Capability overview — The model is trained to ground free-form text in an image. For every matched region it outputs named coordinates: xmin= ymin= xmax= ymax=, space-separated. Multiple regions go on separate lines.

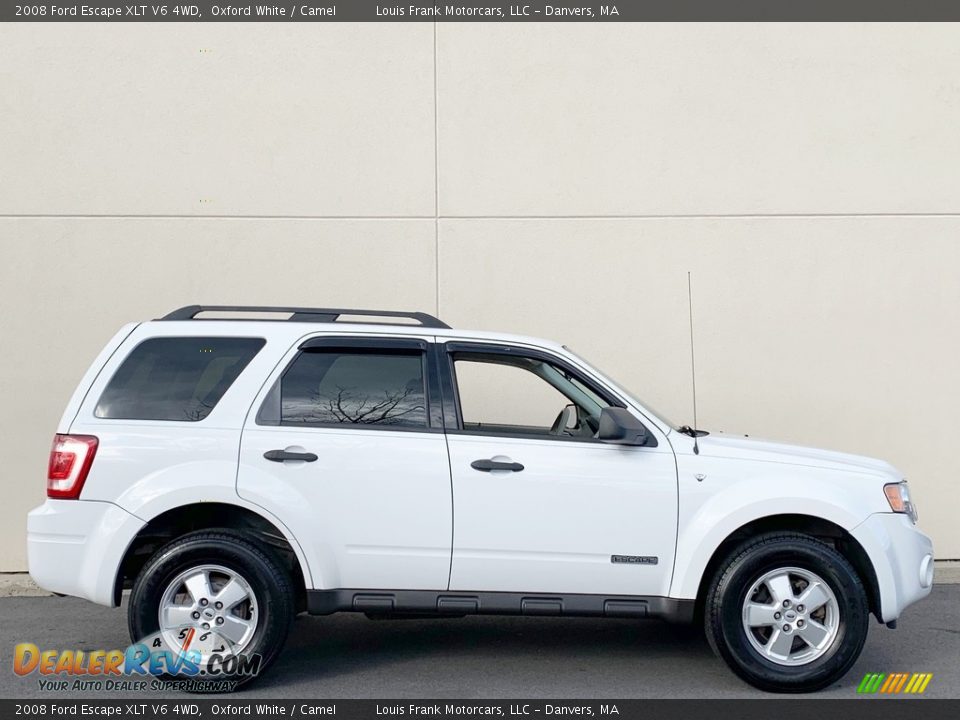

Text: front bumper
xmin=27 ymin=499 xmax=145 ymax=607
xmin=851 ymin=512 xmax=934 ymax=623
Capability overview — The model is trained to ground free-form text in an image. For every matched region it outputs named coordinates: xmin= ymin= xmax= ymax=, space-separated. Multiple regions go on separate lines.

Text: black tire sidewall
xmin=128 ymin=531 xmax=293 ymax=688
xmin=709 ymin=535 xmax=869 ymax=693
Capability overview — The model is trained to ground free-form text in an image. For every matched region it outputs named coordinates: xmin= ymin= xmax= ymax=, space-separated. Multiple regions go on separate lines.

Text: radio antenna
xmin=687 ymin=271 xmax=700 ymax=455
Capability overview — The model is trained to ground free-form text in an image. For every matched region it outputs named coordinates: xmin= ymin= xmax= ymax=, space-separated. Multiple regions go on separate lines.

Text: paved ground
xmin=1 ymin=586 xmax=957 ymax=699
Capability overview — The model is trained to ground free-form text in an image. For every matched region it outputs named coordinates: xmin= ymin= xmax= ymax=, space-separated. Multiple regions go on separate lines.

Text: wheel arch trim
xmin=671 ymin=506 xmax=883 ymax=619
xmin=113 ymin=495 xmax=314 ymax=606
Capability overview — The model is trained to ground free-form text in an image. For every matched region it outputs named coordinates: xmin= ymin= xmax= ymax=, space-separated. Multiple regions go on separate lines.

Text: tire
xmin=128 ymin=529 xmax=294 ymax=692
xmin=704 ymin=532 xmax=869 ymax=693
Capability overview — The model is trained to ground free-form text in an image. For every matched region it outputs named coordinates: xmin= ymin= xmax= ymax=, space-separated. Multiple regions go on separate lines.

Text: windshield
xmin=562 ymin=345 xmax=681 ymax=430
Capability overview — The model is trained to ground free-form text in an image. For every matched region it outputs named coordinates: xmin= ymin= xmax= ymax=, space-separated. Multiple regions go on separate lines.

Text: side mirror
xmin=597 ymin=407 xmax=654 ymax=446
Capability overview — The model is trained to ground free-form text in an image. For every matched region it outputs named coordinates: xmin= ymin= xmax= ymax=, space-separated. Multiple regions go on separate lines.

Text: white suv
xmin=28 ymin=306 xmax=934 ymax=692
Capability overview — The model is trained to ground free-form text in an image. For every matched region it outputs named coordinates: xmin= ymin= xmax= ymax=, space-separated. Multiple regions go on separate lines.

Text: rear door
xmin=237 ymin=335 xmax=452 ymax=591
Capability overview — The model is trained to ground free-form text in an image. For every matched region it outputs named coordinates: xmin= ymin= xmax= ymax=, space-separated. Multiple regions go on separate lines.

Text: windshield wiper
xmin=678 ymin=425 xmax=709 ymax=438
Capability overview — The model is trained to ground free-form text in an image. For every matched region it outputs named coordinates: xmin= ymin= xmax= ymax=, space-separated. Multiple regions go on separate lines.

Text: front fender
xmin=668 ymin=463 xmax=889 ymax=600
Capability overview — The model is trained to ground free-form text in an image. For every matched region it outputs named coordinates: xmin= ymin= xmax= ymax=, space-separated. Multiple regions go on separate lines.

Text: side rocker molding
xmin=307 ymin=589 xmax=695 ymax=622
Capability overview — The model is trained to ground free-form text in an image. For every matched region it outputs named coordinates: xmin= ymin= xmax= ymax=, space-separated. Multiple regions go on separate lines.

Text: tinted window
xmin=96 ymin=337 xmax=264 ymax=421
xmin=280 ymin=350 xmax=427 ymax=428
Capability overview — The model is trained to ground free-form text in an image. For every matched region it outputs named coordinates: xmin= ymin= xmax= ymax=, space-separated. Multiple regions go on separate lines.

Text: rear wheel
xmin=128 ymin=529 xmax=294 ymax=691
xmin=705 ymin=532 xmax=869 ymax=693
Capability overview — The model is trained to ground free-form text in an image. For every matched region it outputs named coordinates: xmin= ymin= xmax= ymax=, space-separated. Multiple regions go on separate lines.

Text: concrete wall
xmin=2 ymin=23 xmax=959 ymax=569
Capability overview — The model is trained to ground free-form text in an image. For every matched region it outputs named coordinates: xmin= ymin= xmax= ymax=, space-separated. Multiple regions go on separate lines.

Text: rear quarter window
xmin=95 ymin=337 xmax=265 ymax=422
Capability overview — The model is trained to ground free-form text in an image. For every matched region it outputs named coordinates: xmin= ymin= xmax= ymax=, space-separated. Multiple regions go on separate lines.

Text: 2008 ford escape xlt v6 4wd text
xmin=28 ymin=306 xmax=934 ymax=692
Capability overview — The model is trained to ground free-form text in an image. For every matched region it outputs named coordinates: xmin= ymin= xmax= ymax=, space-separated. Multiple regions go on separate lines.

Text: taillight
xmin=47 ymin=434 xmax=98 ymax=499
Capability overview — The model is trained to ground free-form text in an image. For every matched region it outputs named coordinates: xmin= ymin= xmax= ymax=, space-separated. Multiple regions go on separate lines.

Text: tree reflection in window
xmin=281 ymin=351 xmax=427 ymax=428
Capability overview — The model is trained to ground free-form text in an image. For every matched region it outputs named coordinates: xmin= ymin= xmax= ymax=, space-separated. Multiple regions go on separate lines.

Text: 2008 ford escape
xmin=28 ymin=306 xmax=934 ymax=692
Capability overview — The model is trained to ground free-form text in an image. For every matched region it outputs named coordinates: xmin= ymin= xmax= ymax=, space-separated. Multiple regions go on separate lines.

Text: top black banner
xmin=4 ymin=0 xmax=960 ymax=22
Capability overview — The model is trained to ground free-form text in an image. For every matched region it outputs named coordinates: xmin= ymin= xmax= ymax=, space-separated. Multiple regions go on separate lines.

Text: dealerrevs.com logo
xmin=12 ymin=631 xmax=262 ymax=693
xmin=857 ymin=672 xmax=934 ymax=695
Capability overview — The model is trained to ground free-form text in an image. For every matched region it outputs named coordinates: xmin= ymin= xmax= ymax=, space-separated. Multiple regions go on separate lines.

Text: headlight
xmin=884 ymin=481 xmax=918 ymax=523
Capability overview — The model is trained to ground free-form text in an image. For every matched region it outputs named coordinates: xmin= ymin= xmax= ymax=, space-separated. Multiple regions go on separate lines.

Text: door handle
xmin=264 ymin=449 xmax=318 ymax=463
xmin=471 ymin=458 xmax=524 ymax=472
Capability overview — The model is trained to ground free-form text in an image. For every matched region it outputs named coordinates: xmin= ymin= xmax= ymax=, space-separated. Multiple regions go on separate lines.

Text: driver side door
xmin=442 ymin=342 xmax=678 ymax=597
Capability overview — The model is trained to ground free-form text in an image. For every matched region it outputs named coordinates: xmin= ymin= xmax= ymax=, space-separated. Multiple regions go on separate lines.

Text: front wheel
xmin=705 ymin=532 xmax=869 ymax=693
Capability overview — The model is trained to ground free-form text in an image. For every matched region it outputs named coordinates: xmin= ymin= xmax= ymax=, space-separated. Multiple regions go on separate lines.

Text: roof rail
xmin=158 ymin=305 xmax=451 ymax=329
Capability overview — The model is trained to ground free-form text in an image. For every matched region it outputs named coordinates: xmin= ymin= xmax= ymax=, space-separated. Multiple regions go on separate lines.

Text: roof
xmin=150 ymin=305 xmax=567 ymax=352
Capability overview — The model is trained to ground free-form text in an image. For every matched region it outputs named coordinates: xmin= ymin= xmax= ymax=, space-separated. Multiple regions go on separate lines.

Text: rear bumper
xmin=851 ymin=512 xmax=934 ymax=623
xmin=27 ymin=499 xmax=145 ymax=607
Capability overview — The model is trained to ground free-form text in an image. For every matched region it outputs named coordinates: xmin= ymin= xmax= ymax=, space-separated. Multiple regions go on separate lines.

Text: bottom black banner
xmin=1 ymin=700 xmax=957 ymax=720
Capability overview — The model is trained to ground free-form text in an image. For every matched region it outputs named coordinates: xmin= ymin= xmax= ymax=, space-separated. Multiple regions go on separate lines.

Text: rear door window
xmin=95 ymin=337 xmax=265 ymax=421
xmin=272 ymin=349 xmax=428 ymax=429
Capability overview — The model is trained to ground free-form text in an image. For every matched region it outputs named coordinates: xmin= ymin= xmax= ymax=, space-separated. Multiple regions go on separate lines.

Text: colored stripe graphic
xmin=857 ymin=673 xmax=884 ymax=693
xmin=857 ymin=672 xmax=933 ymax=694
xmin=907 ymin=673 xmax=932 ymax=694
xmin=894 ymin=673 xmax=909 ymax=693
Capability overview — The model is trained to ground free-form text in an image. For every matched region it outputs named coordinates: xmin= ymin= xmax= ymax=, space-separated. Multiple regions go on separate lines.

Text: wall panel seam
xmin=433 ymin=21 xmax=441 ymax=317
xmin=4 ymin=213 xmax=960 ymax=220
